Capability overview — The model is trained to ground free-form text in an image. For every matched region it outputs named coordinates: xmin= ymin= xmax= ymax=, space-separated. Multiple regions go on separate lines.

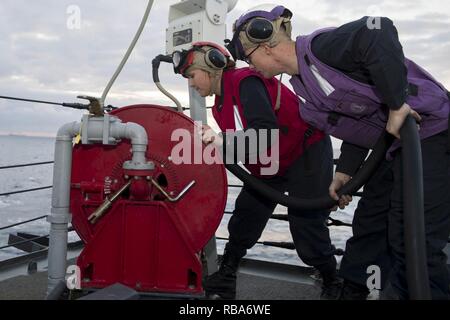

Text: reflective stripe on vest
xmin=290 ymin=29 xmax=450 ymax=154
xmin=212 ymin=67 xmax=324 ymax=177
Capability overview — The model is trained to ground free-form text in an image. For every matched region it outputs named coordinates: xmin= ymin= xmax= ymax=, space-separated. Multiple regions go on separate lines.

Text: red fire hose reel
xmin=69 ymin=105 xmax=227 ymax=296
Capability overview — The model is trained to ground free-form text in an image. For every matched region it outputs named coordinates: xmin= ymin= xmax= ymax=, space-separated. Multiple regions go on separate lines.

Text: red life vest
xmin=212 ymin=67 xmax=324 ymax=177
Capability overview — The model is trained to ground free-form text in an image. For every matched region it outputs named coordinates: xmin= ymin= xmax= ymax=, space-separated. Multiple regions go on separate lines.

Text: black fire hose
xmin=152 ymin=54 xmax=173 ymax=83
xmin=152 ymin=54 xmax=430 ymax=299
xmin=152 ymin=55 xmax=184 ymax=112
xmin=400 ymin=116 xmax=430 ymax=300
xmin=226 ymin=117 xmax=430 ymax=299
xmin=150 ymin=53 xmax=393 ymax=210
xmin=151 ymin=53 xmax=395 ymax=209
xmin=224 ymin=131 xmax=394 ymax=210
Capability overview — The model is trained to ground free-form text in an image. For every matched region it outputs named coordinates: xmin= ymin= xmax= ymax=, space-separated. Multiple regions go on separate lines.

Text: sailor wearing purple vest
xmin=171 ymin=42 xmax=339 ymax=299
xmin=228 ymin=5 xmax=450 ymax=299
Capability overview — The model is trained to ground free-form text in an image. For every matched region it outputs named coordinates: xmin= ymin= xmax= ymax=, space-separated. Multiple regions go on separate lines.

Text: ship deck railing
xmin=0 ymin=159 xmax=355 ymax=271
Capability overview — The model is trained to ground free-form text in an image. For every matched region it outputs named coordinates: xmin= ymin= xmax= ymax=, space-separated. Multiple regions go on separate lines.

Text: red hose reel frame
xmin=69 ymin=105 xmax=227 ymax=295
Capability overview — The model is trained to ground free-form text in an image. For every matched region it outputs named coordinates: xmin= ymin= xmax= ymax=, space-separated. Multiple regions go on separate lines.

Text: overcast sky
xmin=0 ymin=0 xmax=449 ymax=137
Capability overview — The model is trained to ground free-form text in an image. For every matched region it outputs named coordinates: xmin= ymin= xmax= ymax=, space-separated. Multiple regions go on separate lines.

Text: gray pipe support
xmin=47 ymin=121 xmax=80 ymax=296
xmin=110 ymin=122 xmax=151 ymax=168
xmin=47 ymin=117 xmax=152 ymax=297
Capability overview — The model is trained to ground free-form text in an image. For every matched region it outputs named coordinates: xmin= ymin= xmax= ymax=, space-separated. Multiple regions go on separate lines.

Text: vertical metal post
xmin=166 ymin=0 xmax=240 ymax=276
xmin=188 ymin=85 xmax=218 ymax=275
xmin=204 ymin=236 xmax=219 ymax=275
xmin=47 ymin=122 xmax=80 ymax=296
xmin=188 ymin=86 xmax=207 ymax=124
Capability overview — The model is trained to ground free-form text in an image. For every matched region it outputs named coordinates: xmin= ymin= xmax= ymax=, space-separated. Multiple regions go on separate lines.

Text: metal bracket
xmin=88 ymin=180 xmax=132 ymax=224
xmin=77 ymin=95 xmax=104 ymax=116
xmin=81 ymin=114 xmax=121 ymax=145
xmin=150 ymin=178 xmax=195 ymax=202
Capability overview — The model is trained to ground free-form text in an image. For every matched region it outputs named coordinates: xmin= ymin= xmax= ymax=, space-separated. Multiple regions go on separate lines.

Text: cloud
xmin=0 ymin=0 xmax=449 ymax=137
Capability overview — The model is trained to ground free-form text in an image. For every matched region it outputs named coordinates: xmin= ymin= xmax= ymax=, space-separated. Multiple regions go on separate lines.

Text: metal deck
xmin=0 ymin=252 xmax=320 ymax=300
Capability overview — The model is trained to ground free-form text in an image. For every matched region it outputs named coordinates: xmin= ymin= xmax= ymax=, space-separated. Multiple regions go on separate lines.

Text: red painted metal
xmin=70 ymin=105 xmax=227 ymax=295
xmin=129 ymin=178 xmax=151 ymax=201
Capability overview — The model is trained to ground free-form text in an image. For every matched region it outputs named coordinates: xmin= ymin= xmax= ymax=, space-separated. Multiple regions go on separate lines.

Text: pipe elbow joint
xmin=56 ymin=121 xmax=80 ymax=140
xmin=124 ymin=122 xmax=148 ymax=147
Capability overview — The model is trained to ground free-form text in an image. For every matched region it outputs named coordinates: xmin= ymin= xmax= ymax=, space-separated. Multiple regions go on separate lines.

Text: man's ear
xmin=262 ymin=44 xmax=273 ymax=56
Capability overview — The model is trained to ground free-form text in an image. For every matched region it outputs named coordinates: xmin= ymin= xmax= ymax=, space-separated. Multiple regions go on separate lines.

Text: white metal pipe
xmin=110 ymin=121 xmax=148 ymax=165
xmin=47 ymin=121 xmax=80 ymax=295
xmin=47 ymin=117 xmax=150 ymax=297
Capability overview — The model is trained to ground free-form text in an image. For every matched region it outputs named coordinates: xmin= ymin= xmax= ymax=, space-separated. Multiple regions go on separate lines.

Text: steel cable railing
xmin=0 ymin=159 xmax=352 ymax=256
xmin=0 ymin=186 xmax=52 ymax=197
xmin=0 ymin=161 xmax=53 ymax=170
xmin=223 ymin=210 xmax=350 ymax=228
xmin=0 ymin=215 xmax=47 ymax=231
xmin=0 ymin=227 xmax=76 ymax=251
xmin=0 ymin=233 xmax=50 ymax=251
xmin=0 ymin=161 xmax=54 ymax=255
xmin=215 ymin=236 xmax=345 ymax=256
xmin=227 ymin=183 xmax=364 ymax=198
xmin=0 ymin=161 xmax=54 ymax=196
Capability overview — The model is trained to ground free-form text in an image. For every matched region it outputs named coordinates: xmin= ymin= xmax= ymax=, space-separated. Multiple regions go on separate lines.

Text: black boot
xmin=339 ymin=280 xmax=370 ymax=300
xmin=315 ymin=262 xmax=342 ymax=300
xmin=203 ymin=248 xmax=241 ymax=299
xmin=320 ymin=276 xmax=343 ymax=300
xmin=318 ymin=267 xmax=342 ymax=300
xmin=379 ymin=281 xmax=401 ymax=300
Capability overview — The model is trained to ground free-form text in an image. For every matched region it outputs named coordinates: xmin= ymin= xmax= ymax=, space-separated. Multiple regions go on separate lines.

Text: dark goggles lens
xmin=172 ymin=51 xmax=183 ymax=68
xmin=207 ymin=49 xmax=226 ymax=69
xmin=247 ymin=18 xmax=274 ymax=42
xmin=172 ymin=50 xmax=189 ymax=75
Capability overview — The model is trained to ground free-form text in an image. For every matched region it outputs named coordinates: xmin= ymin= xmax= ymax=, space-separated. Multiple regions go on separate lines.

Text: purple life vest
xmin=289 ymin=28 xmax=450 ymax=154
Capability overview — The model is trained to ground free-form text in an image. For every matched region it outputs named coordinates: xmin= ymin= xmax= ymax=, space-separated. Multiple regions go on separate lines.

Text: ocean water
xmin=0 ymin=135 xmax=56 ymax=259
xmin=0 ymin=135 xmax=356 ymax=266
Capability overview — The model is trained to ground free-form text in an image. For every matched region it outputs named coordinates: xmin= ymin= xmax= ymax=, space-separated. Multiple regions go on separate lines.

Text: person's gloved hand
xmin=329 ymin=172 xmax=353 ymax=211
xmin=200 ymin=124 xmax=223 ymax=147
xmin=386 ymin=103 xmax=421 ymax=139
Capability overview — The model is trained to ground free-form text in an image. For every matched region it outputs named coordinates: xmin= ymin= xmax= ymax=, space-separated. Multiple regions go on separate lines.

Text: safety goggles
xmin=234 ymin=5 xmax=289 ymax=30
xmin=172 ymin=42 xmax=229 ymax=77
xmin=225 ymin=5 xmax=292 ymax=62
xmin=172 ymin=50 xmax=190 ymax=76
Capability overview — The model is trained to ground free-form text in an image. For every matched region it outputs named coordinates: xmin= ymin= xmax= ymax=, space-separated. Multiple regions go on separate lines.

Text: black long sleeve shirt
xmin=220 ymin=76 xmax=278 ymax=163
xmin=311 ymin=16 xmax=408 ymax=175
